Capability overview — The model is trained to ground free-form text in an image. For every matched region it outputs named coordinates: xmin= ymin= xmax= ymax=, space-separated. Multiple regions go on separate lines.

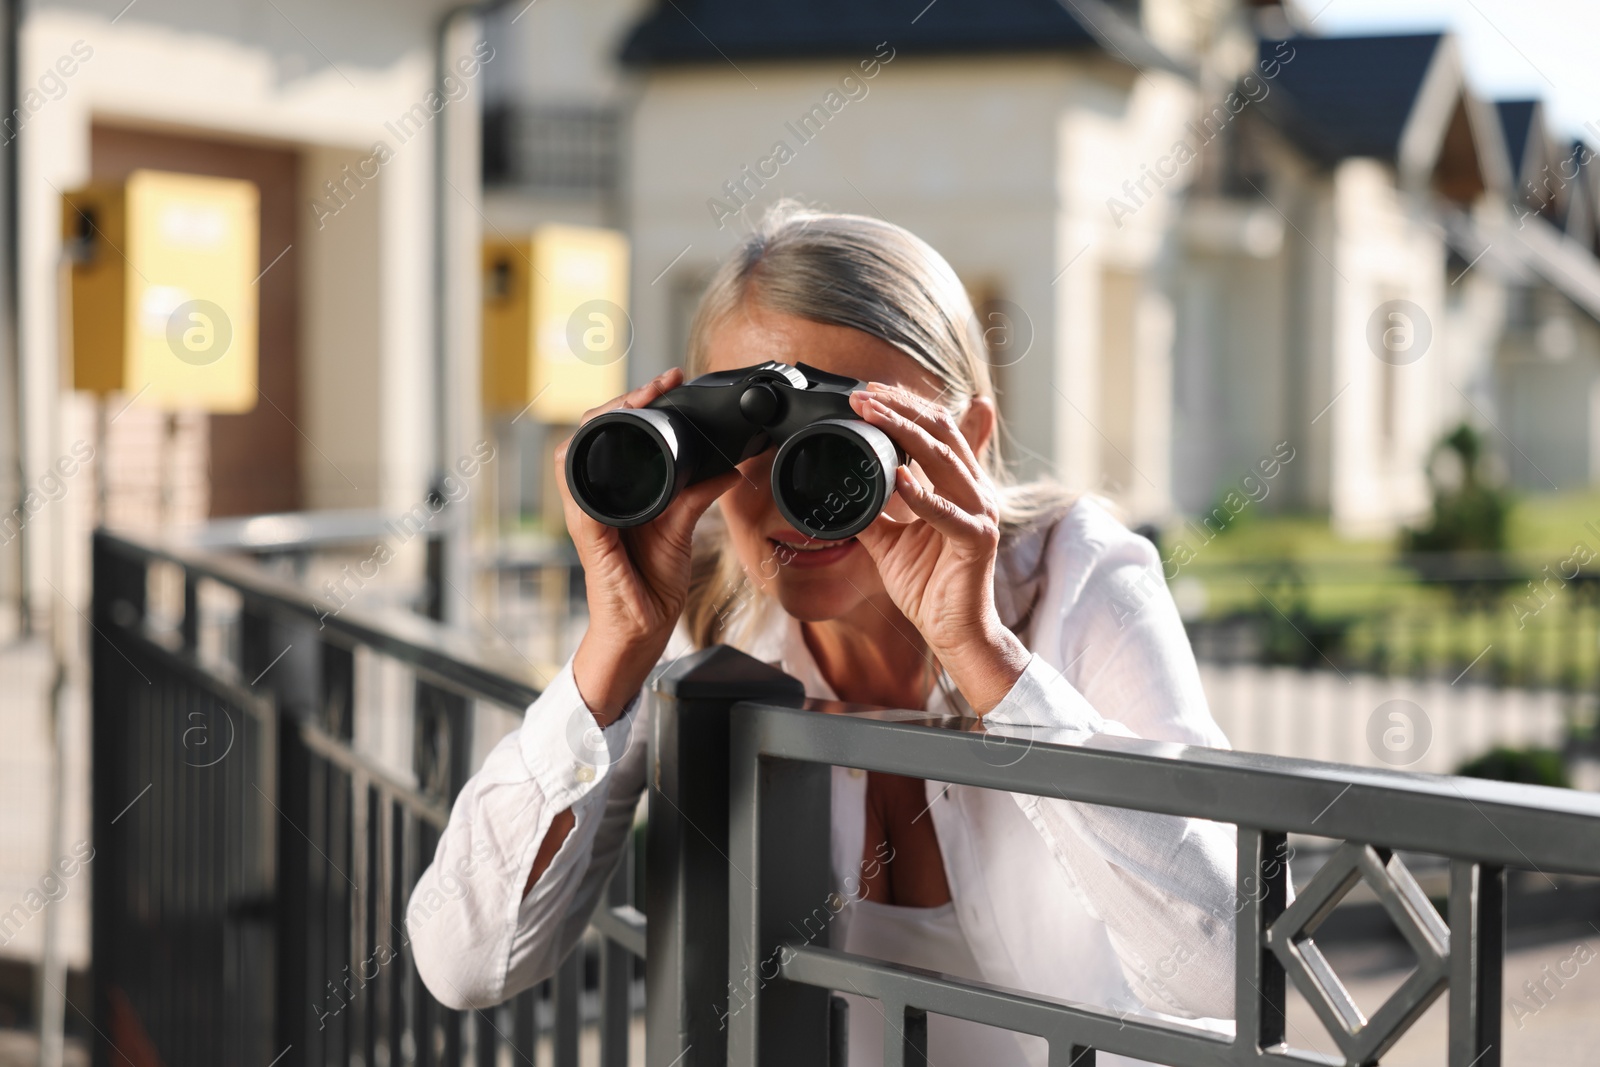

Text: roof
xmin=1256 ymin=34 xmax=1445 ymax=165
xmin=619 ymin=0 xmax=1098 ymax=66
xmin=1495 ymin=99 xmax=1540 ymax=174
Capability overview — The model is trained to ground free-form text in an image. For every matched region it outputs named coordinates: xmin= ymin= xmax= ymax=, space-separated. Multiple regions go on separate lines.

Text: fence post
xmin=728 ymin=705 xmax=833 ymax=1067
xmin=91 ymin=533 xmax=146 ymax=1067
xmin=646 ymin=645 xmax=805 ymax=1067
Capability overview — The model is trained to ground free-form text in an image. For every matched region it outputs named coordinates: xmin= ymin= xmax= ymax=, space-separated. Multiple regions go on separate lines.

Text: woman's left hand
xmin=847 ymin=382 xmax=1032 ymax=715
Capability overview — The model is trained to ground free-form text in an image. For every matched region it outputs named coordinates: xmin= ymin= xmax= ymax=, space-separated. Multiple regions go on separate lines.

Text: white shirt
xmin=840 ymin=898 xmax=1048 ymax=1065
xmin=406 ymin=497 xmax=1238 ymax=1060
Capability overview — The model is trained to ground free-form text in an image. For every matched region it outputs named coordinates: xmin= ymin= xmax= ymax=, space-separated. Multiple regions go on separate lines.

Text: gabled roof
xmin=1257 ymin=34 xmax=1446 ymax=165
xmin=618 ymin=0 xmax=1098 ymax=66
xmin=1254 ymin=32 xmax=1510 ymax=202
xmin=1563 ymin=139 xmax=1599 ymax=254
xmin=1495 ymin=99 xmax=1540 ymax=174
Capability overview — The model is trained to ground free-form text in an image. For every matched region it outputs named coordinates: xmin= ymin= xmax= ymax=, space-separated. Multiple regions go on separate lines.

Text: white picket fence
xmin=1198 ymin=662 xmax=1577 ymax=776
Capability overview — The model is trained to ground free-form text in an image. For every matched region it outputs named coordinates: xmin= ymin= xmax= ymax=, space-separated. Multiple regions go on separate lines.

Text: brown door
xmin=91 ymin=123 xmax=301 ymax=517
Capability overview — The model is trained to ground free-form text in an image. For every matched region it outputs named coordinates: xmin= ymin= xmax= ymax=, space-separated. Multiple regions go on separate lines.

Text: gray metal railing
xmin=647 ymin=647 xmax=1600 ymax=1067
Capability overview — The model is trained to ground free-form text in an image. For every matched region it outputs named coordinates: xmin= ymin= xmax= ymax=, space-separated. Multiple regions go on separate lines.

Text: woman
xmin=407 ymin=204 xmax=1237 ymax=1066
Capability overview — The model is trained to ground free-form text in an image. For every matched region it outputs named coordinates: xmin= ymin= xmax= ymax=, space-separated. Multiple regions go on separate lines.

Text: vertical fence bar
xmin=553 ymin=948 xmax=581 ymax=1065
xmin=1448 ymin=860 xmax=1505 ymax=1067
xmin=829 ymin=995 xmax=849 ymax=1067
xmin=1233 ymin=827 xmax=1288 ymax=1054
xmin=181 ymin=568 xmax=199 ymax=651
xmin=473 ymin=1005 xmax=501 ymax=1067
xmin=884 ymin=1005 xmax=927 ymax=1067
xmin=649 ymin=647 xmax=806 ymax=1067
xmin=512 ymin=988 xmax=536 ymax=1067
xmin=281 ymin=710 xmax=322 ymax=1063
xmin=1048 ymin=1044 xmax=1096 ymax=1067
xmin=371 ymin=788 xmax=390 ymax=1065
xmin=349 ymin=771 xmax=371 ymax=1067
xmin=388 ymin=800 xmax=410 ymax=1067
xmin=600 ymin=850 xmax=633 ymax=1067
xmin=727 ymin=686 xmax=830 ymax=1067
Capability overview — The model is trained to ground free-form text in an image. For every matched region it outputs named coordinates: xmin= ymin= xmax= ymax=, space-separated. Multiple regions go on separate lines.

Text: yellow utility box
xmin=482 ymin=225 xmax=630 ymax=422
xmin=64 ymin=170 xmax=260 ymax=413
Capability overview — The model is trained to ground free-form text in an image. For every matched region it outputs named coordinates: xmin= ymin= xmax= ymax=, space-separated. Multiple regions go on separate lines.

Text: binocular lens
xmin=566 ymin=401 xmax=898 ymax=539
xmin=773 ymin=420 xmax=899 ymax=540
xmin=568 ymin=413 xmax=677 ymax=525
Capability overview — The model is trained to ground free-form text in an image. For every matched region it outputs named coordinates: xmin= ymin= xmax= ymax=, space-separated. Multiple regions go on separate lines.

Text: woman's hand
xmin=847 ymin=383 xmax=1031 ymax=715
xmin=558 ymin=368 xmax=741 ymax=724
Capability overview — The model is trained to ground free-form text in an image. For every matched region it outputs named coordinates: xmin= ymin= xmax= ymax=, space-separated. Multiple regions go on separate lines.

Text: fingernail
xmin=865 ymin=380 xmax=888 ymax=391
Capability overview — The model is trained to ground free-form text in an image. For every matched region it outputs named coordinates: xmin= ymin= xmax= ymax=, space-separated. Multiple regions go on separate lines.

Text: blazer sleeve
xmin=982 ymin=523 xmax=1239 ymax=1022
xmin=405 ymin=627 xmax=689 ymax=1009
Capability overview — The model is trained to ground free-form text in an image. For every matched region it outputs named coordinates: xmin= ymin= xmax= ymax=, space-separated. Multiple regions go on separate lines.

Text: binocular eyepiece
xmin=565 ymin=361 xmax=904 ymax=540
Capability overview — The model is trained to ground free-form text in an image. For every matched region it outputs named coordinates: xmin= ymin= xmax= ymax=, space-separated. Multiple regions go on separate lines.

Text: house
xmin=485 ymin=0 xmax=1600 ymax=540
xmin=1488 ymin=101 xmax=1600 ymax=490
xmin=0 ymin=0 xmax=497 ymax=1030
xmin=1173 ymin=29 xmax=1518 ymax=535
xmin=484 ymin=0 xmax=1264 ymax=524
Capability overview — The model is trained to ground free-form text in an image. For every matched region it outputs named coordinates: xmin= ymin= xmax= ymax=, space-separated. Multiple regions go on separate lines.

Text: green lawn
xmin=1166 ymin=493 xmax=1600 ymax=691
xmin=1169 ymin=490 xmax=1600 ymax=564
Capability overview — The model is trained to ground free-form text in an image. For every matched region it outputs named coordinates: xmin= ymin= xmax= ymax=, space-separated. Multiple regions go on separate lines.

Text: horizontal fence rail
xmin=89 ymin=530 xmax=641 ymax=1067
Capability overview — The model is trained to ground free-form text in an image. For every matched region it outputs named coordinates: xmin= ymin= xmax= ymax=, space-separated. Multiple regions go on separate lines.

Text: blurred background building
xmin=3 ymin=0 xmax=1600 ymax=1061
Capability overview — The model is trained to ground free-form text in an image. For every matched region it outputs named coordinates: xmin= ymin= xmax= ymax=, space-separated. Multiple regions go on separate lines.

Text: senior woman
xmin=406 ymin=203 xmax=1237 ymax=1066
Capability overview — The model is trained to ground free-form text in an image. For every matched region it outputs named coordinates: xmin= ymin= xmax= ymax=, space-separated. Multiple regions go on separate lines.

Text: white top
xmin=405 ymin=497 xmax=1239 ymax=1059
xmin=840 ymin=897 xmax=1047 ymax=1066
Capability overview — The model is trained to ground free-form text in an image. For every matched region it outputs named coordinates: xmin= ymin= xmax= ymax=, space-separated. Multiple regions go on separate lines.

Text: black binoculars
xmin=564 ymin=361 xmax=905 ymax=540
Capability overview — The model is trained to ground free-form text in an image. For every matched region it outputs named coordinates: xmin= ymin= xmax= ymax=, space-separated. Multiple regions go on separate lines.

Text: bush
xmin=1402 ymin=423 xmax=1511 ymax=555
xmin=1455 ymin=746 xmax=1570 ymax=788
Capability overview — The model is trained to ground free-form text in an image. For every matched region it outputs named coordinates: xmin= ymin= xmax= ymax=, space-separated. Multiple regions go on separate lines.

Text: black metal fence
xmin=1185 ymin=556 xmax=1600 ymax=691
xmin=91 ymin=530 xmax=1600 ymax=1066
xmin=90 ymin=530 xmax=639 ymax=1067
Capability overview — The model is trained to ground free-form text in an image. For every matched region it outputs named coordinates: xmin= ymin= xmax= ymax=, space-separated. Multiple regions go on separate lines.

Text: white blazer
xmin=406 ymin=498 xmax=1238 ymax=1061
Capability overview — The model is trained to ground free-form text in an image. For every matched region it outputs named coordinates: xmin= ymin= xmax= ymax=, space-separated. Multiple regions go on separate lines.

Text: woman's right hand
xmin=557 ymin=367 xmax=742 ymax=725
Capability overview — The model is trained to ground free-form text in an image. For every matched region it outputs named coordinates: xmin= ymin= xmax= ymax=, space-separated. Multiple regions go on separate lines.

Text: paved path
xmin=1286 ymin=935 xmax=1600 ymax=1064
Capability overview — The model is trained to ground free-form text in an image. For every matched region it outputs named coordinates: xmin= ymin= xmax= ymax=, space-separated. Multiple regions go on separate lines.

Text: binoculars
xmin=565 ymin=361 xmax=905 ymax=540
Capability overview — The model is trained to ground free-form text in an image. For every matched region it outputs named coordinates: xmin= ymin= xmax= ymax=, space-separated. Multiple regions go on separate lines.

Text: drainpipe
xmin=2 ymin=0 xmax=23 ymax=639
xmin=430 ymin=0 xmax=511 ymax=624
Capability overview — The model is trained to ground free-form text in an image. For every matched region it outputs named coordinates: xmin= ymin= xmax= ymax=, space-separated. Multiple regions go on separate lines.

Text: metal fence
xmin=91 ymin=530 xmax=1600 ymax=1066
xmin=1183 ymin=556 xmax=1600 ymax=693
xmin=650 ymin=654 xmax=1600 ymax=1067
xmin=90 ymin=530 xmax=640 ymax=1067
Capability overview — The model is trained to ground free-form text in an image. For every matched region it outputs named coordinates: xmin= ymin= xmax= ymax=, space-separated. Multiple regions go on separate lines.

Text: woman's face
xmin=701 ymin=300 xmax=960 ymax=625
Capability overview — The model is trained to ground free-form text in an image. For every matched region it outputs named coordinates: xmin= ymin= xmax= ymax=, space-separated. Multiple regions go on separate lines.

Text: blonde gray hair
xmin=683 ymin=201 xmax=1076 ymax=651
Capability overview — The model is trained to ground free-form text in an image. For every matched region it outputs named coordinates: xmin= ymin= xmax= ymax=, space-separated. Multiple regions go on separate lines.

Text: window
xmin=483 ymin=103 xmax=620 ymax=195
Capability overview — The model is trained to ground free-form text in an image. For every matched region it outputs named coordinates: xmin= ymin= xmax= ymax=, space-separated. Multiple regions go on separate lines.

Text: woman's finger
xmin=852 ymin=504 xmax=908 ymax=563
xmin=888 ymin=465 xmax=991 ymax=546
xmin=850 ymin=392 xmax=985 ymax=513
xmin=556 ymin=474 xmax=624 ymax=573
xmin=862 ymin=382 xmax=982 ymax=476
